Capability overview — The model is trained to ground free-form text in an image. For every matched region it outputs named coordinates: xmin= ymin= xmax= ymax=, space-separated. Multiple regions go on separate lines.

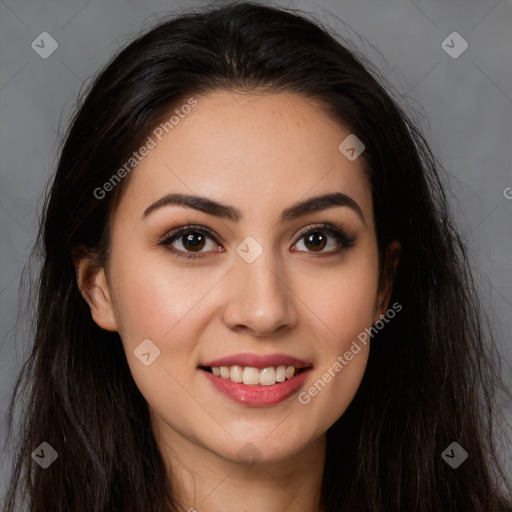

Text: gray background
xmin=1 ymin=0 xmax=511 ymax=497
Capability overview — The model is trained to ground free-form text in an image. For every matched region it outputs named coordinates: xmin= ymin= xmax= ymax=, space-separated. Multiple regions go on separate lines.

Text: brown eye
xmin=160 ymin=225 xmax=221 ymax=259
xmin=180 ymin=232 xmax=207 ymax=252
xmin=303 ymin=231 xmax=328 ymax=252
xmin=292 ymin=223 xmax=356 ymax=256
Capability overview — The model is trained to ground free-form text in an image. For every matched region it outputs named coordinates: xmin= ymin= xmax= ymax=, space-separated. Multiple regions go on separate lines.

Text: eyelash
xmin=159 ymin=222 xmax=356 ymax=260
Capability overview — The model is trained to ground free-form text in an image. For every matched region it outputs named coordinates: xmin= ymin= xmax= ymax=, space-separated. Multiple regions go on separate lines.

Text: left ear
xmin=375 ymin=240 xmax=400 ymax=322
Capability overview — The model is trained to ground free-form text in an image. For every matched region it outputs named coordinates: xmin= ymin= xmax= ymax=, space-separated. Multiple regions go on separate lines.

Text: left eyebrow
xmin=281 ymin=192 xmax=366 ymax=225
xmin=141 ymin=191 xmax=366 ymax=226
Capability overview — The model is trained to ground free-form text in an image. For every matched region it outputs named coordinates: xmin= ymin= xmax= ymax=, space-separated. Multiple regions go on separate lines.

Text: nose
xmin=222 ymin=249 xmax=298 ymax=337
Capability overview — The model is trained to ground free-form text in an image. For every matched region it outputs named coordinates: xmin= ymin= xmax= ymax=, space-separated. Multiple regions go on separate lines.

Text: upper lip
xmin=200 ymin=352 xmax=313 ymax=369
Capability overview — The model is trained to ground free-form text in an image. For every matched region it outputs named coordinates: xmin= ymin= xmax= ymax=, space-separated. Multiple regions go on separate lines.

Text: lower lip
xmin=202 ymin=368 xmax=311 ymax=406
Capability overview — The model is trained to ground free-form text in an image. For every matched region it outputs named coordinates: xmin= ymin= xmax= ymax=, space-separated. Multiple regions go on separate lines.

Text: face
xmin=80 ymin=90 xmax=397 ymax=466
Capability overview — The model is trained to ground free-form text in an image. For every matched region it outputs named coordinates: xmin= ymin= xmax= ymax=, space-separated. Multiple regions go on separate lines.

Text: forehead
xmin=116 ymin=90 xmax=373 ymax=225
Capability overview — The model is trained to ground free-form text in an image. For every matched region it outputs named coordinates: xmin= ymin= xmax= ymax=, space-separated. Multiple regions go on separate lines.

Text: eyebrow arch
xmin=142 ymin=191 xmax=366 ymax=225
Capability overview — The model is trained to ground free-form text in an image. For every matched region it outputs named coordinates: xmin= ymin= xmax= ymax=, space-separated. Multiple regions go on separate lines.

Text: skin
xmin=75 ymin=90 xmax=399 ymax=512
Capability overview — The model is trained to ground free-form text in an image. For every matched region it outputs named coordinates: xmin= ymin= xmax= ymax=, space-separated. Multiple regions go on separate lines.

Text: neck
xmin=153 ymin=422 xmax=326 ymax=512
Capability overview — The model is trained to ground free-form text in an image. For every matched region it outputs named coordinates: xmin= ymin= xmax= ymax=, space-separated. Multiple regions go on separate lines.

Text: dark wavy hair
xmin=3 ymin=2 xmax=511 ymax=511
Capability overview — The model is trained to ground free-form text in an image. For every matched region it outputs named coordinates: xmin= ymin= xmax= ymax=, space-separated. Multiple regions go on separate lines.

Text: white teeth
xmin=276 ymin=365 xmax=286 ymax=382
xmin=208 ymin=365 xmax=300 ymax=385
xmin=242 ymin=367 xmax=260 ymax=385
xmin=230 ymin=365 xmax=243 ymax=383
xmin=259 ymin=367 xmax=276 ymax=386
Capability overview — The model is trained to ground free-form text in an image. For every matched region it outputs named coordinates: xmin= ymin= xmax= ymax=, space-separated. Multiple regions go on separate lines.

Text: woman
xmin=3 ymin=2 xmax=511 ymax=511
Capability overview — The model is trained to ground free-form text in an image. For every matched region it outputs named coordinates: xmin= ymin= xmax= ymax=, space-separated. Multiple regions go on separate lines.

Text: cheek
xmin=109 ymin=244 xmax=219 ymax=340
xmin=292 ymin=253 xmax=379 ymax=425
xmin=299 ymin=252 xmax=380 ymax=351
xmin=109 ymin=254 xmax=211 ymax=424
xmin=107 ymin=247 xmax=217 ymax=393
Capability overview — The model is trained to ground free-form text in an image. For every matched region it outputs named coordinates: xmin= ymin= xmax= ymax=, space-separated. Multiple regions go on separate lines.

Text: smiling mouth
xmin=199 ymin=365 xmax=309 ymax=386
